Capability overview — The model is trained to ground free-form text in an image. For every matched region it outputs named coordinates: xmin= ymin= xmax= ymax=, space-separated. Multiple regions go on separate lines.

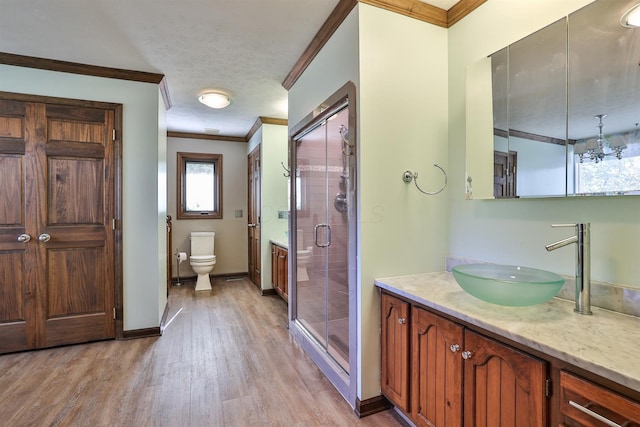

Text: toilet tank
xmin=190 ymin=231 xmax=215 ymax=256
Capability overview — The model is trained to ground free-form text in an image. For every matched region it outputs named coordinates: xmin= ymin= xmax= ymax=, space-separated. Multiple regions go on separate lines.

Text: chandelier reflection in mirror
xmin=574 ymin=114 xmax=628 ymax=163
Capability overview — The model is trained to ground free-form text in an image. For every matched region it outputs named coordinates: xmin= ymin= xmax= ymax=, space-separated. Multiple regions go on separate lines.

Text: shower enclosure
xmin=289 ymin=84 xmax=356 ymax=403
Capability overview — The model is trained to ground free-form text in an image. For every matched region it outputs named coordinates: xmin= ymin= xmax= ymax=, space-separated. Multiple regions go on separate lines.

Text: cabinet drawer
xmin=560 ymin=371 xmax=640 ymax=427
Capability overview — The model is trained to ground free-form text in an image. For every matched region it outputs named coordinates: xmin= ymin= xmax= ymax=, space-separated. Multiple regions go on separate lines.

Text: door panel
xmin=464 ymin=330 xmax=546 ymax=427
xmin=0 ymin=98 xmax=116 ymax=353
xmin=0 ymin=100 xmax=35 ymax=352
xmin=40 ymin=104 xmax=115 ymax=346
xmin=412 ymin=307 xmax=464 ymax=427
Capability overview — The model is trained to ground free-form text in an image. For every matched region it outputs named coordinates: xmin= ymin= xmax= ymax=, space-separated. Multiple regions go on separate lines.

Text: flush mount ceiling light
xmin=620 ymin=3 xmax=640 ymax=27
xmin=198 ymin=91 xmax=231 ymax=109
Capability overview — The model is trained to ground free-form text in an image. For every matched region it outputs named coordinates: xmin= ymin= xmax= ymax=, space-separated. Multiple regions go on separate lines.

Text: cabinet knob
xmin=450 ymin=344 xmax=460 ymax=353
xmin=38 ymin=233 xmax=51 ymax=243
xmin=398 ymin=318 xmax=406 ymax=325
xmin=461 ymin=350 xmax=473 ymax=360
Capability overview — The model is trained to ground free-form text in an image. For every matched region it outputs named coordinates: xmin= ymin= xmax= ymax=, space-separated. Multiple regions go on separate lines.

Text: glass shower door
xmin=294 ymin=104 xmax=351 ymax=373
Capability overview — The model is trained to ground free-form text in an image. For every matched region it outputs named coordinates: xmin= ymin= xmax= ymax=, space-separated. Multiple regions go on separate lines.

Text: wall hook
xmin=281 ymin=162 xmax=291 ymax=177
xmin=403 ymin=164 xmax=447 ymax=195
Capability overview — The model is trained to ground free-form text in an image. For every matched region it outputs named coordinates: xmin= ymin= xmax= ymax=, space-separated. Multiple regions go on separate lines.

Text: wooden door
xmin=463 ymin=330 xmax=546 ymax=427
xmin=381 ymin=293 xmax=411 ymax=413
xmin=247 ymin=146 xmax=261 ymax=288
xmin=412 ymin=306 xmax=464 ymax=427
xmin=0 ymin=98 xmax=116 ymax=353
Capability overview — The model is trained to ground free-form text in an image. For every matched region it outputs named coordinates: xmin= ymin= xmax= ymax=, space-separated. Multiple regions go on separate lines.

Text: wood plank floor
xmin=0 ymin=277 xmax=406 ymax=426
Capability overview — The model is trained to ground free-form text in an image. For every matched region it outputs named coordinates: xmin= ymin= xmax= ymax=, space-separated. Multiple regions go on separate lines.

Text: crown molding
xmin=0 ymin=52 xmax=165 ymax=84
xmin=167 ymin=131 xmax=247 ymax=143
xmin=282 ymin=0 xmax=487 ymax=90
xmin=246 ymin=116 xmax=289 ymax=141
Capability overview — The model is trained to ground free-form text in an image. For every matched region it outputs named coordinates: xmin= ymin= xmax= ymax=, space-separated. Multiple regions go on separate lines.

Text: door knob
xmin=462 ymin=350 xmax=473 ymax=360
xmin=38 ymin=233 xmax=51 ymax=243
xmin=450 ymin=344 xmax=460 ymax=353
xmin=17 ymin=234 xmax=31 ymax=243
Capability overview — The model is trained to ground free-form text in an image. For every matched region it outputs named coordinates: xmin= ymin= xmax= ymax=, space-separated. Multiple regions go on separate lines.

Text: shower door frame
xmin=288 ymin=81 xmax=358 ymax=406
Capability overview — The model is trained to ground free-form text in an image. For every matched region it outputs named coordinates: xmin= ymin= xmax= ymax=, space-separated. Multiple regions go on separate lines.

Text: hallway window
xmin=177 ymin=152 xmax=223 ymax=219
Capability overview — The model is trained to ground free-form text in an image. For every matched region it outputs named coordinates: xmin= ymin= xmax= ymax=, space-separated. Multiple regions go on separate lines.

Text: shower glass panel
xmin=295 ymin=104 xmax=351 ymax=373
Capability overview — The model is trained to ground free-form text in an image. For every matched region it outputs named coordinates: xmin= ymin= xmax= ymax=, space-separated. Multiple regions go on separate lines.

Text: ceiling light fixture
xmin=620 ymin=3 xmax=640 ymax=27
xmin=198 ymin=91 xmax=231 ymax=109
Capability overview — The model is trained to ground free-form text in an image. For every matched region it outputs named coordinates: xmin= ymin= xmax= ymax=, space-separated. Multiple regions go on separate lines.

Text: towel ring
xmin=402 ymin=164 xmax=447 ymax=195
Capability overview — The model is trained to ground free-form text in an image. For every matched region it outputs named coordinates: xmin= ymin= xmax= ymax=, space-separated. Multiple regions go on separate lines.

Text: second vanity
xmin=375 ymin=271 xmax=640 ymax=426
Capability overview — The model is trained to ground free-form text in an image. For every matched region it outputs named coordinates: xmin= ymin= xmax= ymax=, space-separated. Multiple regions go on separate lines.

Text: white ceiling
xmin=0 ymin=0 xmax=456 ymax=137
xmin=0 ymin=0 xmax=462 ymax=138
xmin=0 ymin=0 xmax=342 ymax=137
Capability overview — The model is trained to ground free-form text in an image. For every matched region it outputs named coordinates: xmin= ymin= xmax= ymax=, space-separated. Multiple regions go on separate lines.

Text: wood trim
xmin=122 ymin=327 xmax=162 ymax=340
xmin=495 ymin=128 xmax=576 ymax=146
xmin=447 ymin=0 xmax=487 ymax=27
xmin=246 ymin=117 xmax=264 ymax=142
xmin=282 ymin=0 xmax=358 ymax=90
xmin=360 ymin=0 xmax=447 ymax=27
xmin=260 ymin=117 xmax=288 ymax=126
xmin=283 ymin=0 xmax=484 ymax=91
xmin=114 ymin=105 xmax=124 ymax=340
xmin=0 ymin=52 xmax=164 ymax=84
xmin=159 ymin=76 xmax=173 ymax=110
xmin=246 ymin=116 xmax=289 ymax=141
xmin=354 ymin=395 xmax=393 ymax=418
xmin=167 ymin=131 xmax=247 ymax=143
xmin=261 ymin=288 xmax=278 ymax=296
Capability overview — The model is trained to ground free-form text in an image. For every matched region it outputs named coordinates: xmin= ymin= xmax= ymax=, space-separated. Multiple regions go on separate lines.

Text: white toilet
xmin=190 ymin=231 xmax=216 ymax=291
xmin=297 ymin=229 xmax=312 ymax=281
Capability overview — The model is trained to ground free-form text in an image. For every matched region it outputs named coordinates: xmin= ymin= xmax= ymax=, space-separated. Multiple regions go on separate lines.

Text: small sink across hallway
xmin=452 ymin=264 xmax=565 ymax=307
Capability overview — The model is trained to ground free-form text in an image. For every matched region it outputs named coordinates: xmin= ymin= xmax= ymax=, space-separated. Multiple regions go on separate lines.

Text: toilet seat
xmin=191 ymin=255 xmax=216 ymax=264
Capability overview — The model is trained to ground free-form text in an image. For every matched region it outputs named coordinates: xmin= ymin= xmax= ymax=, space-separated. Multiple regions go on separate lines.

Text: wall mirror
xmin=466 ymin=0 xmax=640 ymax=199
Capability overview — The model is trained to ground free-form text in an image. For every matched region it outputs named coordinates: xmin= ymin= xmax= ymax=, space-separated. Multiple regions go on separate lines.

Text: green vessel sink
xmin=451 ymin=264 xmax=565 ymax=307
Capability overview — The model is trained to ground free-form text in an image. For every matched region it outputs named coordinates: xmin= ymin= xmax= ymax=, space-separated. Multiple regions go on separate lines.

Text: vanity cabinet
xmin=382 ymin=291 xmax=547 ymax=427
xmin=271 ymin=244 xmax=288 ymax=302
xmin=559 ymin=371 xmax=640 ymax=427
xmin=381 ymin=293 xmax=410 ymax=412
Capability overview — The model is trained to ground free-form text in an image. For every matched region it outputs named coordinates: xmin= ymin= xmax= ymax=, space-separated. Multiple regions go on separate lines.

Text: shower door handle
xmin=314 ymin=223 xmax=331 ymax=248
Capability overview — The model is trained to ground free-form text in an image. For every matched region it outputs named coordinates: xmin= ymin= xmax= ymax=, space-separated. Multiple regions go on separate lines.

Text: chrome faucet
xmin=545 ymin=223 xmax=592 ymax=315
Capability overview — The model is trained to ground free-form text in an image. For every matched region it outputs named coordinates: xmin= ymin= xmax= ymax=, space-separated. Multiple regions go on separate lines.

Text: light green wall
xmin=0 ymin=64 xmax=165 ymax=330
xmin=158 ymin=90 xmax=168 ymax=323
xmin=258 ymin=124 xmax=289 ymax=290
xmin=448 ymin=0 xmax=640 ymax=288
xmin=289 ymin=4 xmax=450 ymax=401
xmin=358 ymin=4 xmax=449 ymax=399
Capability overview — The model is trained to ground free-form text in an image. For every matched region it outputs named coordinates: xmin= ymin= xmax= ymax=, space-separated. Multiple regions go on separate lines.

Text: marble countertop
xmin=270 ymin=238 xmax=288 ymax=249
xmin=375 ymin=272 xmax=640 ymax=393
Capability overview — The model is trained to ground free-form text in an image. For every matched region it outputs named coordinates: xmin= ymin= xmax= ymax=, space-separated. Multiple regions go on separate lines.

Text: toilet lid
xmin=191 ymin=255 xmax=216 ymax=262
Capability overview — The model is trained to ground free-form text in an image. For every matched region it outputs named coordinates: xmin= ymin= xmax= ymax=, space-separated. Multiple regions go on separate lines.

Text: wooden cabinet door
xmin=271 ymin=244 xmax=278 ymax=293
xmin=0 ymin=99 xmax=116 ymax=353
xmin=412 ymin=306 xmax=464 ymax=427
xmin=279 ymin=247 xmax=288 ymax=301
xmin=381 ymin=292 xmax=411 ymax=413
xmin=463 ymin=330 xmax=546 ymax=427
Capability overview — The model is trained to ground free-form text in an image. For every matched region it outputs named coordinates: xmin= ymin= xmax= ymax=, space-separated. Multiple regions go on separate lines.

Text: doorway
xmin=289 ymin=82 xmax=357 ymax=404
xmin=0 ymin=93 xmax=121 ymax=353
